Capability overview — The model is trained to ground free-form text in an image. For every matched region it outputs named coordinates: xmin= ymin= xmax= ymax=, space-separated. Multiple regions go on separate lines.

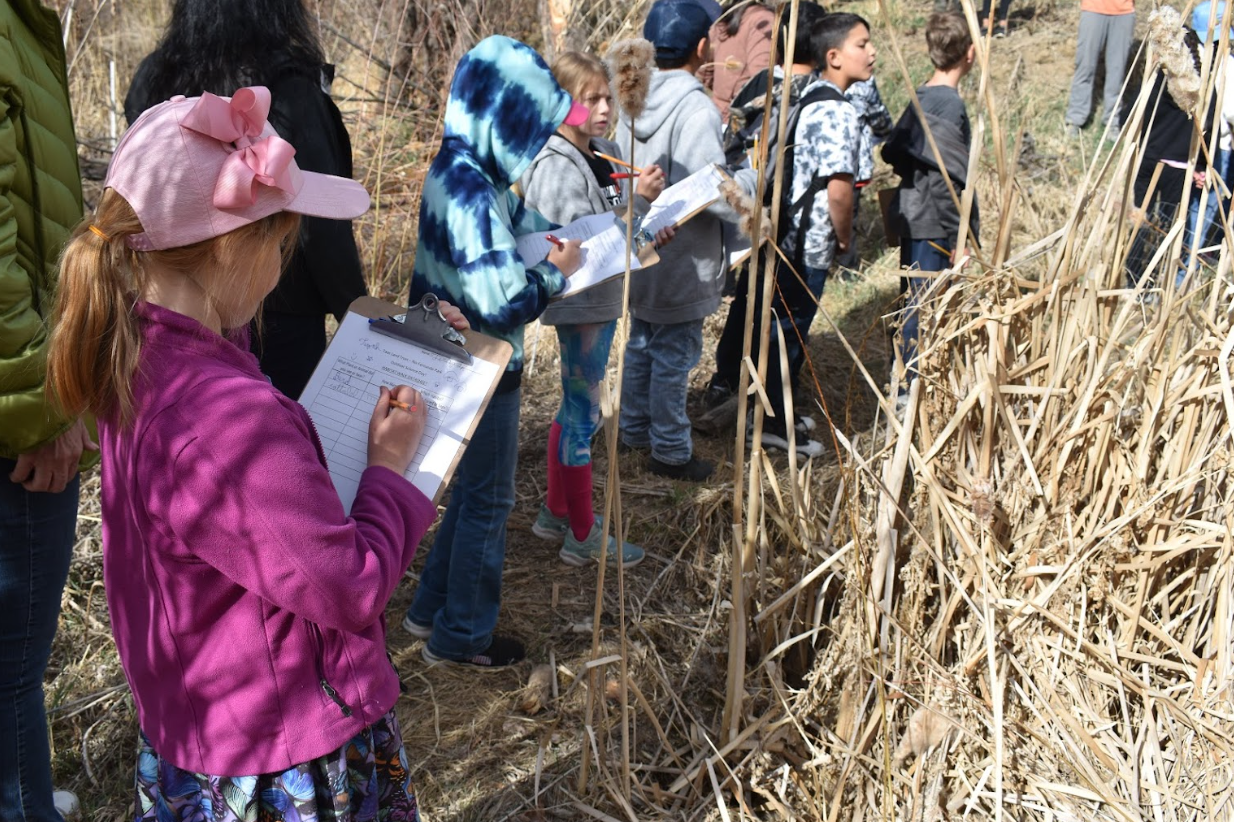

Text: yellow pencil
xmin=594 ymin=151 xmax=643 ymax=174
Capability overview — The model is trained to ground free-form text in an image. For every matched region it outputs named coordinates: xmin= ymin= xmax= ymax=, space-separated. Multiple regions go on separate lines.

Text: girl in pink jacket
xmin=46 ymin=87 xmax=460 ymax=821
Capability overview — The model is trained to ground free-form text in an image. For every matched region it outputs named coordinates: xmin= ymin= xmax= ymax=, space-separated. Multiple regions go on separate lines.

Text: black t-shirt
xmin=581 ymin=142 xmax=623 ymax=208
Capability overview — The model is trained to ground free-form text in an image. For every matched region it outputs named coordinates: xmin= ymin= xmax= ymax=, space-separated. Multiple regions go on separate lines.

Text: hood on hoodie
xmin=625 ymin=69 xmax=709 ymax=142
xmin=442 ymin=35 xmax=574 ymax=187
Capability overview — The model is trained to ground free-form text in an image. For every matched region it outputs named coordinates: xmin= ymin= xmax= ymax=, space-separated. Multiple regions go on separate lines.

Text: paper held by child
xmin=516 ymin=211 xmax=650 ymax=299
xmin=299 ymin=306 xmax=509 ymax=512
xmin=639 ymin=163 xmax=728 ymax=236
xmin=515 ymin=163 xmax=729 ymax=298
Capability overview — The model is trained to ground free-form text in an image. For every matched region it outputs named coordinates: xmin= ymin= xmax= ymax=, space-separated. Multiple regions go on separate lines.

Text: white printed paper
xmin=516 ymin=212 xmax=644 ymax=299
xmin=515 ymin=164 xmax=726 ymax=300
xmin=639 ymin=163 xmax=726 ymax=236
xmin=299 ymin=312 xmax=502 ymax=512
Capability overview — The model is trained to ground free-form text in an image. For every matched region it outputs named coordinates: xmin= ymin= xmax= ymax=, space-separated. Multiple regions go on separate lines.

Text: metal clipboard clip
xmin=367 ymin=293 xmax=472 ymax=365
xmin=619 ymin=212 xmax=656 ymax=253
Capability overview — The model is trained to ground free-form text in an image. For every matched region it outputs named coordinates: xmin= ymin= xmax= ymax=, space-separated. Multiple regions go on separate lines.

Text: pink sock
xmin=546 ymin=422 xmax=567 ymax=517
xmin=561 ymin=463 xmax=595 ymax=541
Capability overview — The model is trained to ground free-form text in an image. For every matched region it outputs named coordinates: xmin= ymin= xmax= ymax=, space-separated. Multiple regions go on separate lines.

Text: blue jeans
xmin=0 ymin=460 xmax=80 ymax=822
xmin=1182 ymin=146 xmax=1230 ymax=286
xmin=554 ymin=320 xmax=618 ymax=466
xmin=620 ymin=317 xmax=703 ymax=465
xmin=406 ymin=388 xmax=519 ymax=658
xmin=898 ymin=238 xmax=951 ymax=380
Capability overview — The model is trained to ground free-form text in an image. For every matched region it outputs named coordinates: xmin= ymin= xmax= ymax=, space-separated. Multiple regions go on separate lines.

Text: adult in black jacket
xmin=124 ymin=0 xmax=367 ymax=398
xmin=1122 ymin=28 xmax=1217 ymax=288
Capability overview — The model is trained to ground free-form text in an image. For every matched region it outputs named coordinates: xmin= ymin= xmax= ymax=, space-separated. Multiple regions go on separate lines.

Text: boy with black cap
xmin=616 ymin=0 xmax=729 ymax=481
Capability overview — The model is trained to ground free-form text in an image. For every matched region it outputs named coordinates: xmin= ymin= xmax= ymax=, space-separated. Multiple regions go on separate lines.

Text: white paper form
xmin=516 ymin=211 xmax=645 ymax=299
xmin=639 ymin=163 xmax=726 ymax=235
xmin=299 ymin=312 xmax=502 ymax=513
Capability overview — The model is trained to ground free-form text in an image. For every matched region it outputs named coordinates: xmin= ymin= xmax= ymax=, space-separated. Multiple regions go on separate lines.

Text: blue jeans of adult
xmin=898 ymin=238 xmax=951 ymax=380
xmin=620 ymin=317 xmax=703 ymax=465
xmin=0 ymin=459 xmax=80 ymax=822
xmin=710 ymin=259 xmax=829 ymax=435
xmin=406 ymin=388 xmax=519 ymax=659
xmin=1181 ymin=146 xmax=1231 ymax=286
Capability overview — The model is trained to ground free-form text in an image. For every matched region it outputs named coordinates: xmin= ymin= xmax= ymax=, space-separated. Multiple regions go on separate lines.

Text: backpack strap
xmin=775 ymin=84 xmax=849 ymax=256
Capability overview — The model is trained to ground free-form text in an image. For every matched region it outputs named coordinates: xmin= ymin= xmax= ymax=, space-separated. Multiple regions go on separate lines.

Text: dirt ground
xmin=42 ymin=0 xmax=1118 ymax=817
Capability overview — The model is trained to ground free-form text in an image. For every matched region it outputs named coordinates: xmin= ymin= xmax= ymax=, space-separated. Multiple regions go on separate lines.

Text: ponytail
xmin=47 ymin=189 xmax=148 ymax=425
xmin=47 ymin=191 xmax=302 ymax=426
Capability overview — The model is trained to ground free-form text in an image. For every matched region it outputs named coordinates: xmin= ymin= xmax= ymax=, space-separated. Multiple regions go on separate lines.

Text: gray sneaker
xmin=531 ymin=504 xmax=569 ymax=542
xmin=401 ymin=613 xmax=433 ymax=640
xmin=54 ymin=791 xmax=80 ymax=820
xmin=559 ymin=519 xmax=645 ymax=568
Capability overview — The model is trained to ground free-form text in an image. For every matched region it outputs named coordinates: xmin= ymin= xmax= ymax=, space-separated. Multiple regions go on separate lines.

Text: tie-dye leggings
xmin=553 ymin=319 xmax=619 ymax=466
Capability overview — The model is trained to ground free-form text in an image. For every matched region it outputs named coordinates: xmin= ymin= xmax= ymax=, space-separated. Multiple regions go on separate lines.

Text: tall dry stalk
xmin=578 ymin=36 xmax=654 ymax=801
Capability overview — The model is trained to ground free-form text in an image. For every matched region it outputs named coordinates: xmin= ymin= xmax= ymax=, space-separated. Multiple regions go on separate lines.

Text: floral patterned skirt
xmin=134 ymin=709 xmax=418 ymax=822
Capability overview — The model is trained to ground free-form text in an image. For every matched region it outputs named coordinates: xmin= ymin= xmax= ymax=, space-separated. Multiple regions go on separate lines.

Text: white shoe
xmin=750 ymin=428 xmax=824 ymax=459
xmin=53 ymin=790 xmax=80 ymax=820
xmin=401 ymin=613 xmax=433 ymax=640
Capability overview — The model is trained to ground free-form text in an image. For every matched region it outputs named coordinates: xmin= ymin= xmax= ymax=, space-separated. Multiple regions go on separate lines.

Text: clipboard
xmin=516 ymin=211 xmax=661 ymax=302
xmin=298 ymin=294 xmax=513 ymax=510
xmin=515 ymin=164 xmax=731 ymax=300
xmin=637 ymin=162 xmax=730 ymax=237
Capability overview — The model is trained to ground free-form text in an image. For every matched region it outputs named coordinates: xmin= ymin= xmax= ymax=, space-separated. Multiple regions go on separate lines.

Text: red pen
xmin=611 ymin=172 xmax=639 ymax=179
xmin=545 ymin=234 xmax=565 ymax=250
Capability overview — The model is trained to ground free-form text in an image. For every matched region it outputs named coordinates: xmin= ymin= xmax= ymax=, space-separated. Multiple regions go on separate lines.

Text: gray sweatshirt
xmin=615 ymin=69 xmax=733 ymax=324
xmin=521 ymin=134 xmax=629 ymax=325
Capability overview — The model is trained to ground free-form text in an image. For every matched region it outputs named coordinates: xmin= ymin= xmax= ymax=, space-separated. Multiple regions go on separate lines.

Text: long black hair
xmin=135 ymin=0 xmax=325 ymax=104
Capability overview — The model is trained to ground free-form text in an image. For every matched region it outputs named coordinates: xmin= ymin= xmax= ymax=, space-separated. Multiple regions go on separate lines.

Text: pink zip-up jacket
xmin=100 ymin=301 xmax=436 ymax=776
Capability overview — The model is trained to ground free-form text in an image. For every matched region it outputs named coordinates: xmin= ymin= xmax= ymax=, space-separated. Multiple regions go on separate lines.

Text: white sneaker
xmin=749 ymin=428 xmax=824 ymax=459
xmin=53 ymin=790 xmax=80 ymax=820
xmin=400 ymin=613 xmax=433 ymax=640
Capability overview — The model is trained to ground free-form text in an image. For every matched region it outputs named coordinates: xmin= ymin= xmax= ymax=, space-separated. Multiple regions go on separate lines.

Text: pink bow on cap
xmin=180 ymin=88 xmax=300 ymax=209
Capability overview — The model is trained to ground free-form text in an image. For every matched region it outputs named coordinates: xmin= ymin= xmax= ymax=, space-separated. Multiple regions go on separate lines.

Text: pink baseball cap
xmin=105 ymin=86 xmax=370 ymax=251
xmin=563 ymin=99 xmax=591 ymax=126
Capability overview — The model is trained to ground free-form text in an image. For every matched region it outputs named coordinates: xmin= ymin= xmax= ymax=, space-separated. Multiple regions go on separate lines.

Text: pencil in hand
xmin=388 ymin=398 xmax=419 ymax=412
xmin=594 ymin=151 xmax=643 ymax=173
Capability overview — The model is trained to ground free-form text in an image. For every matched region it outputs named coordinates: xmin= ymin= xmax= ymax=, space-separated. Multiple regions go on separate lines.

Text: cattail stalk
xmin=578 ymin=36 xmax=654 ymax=799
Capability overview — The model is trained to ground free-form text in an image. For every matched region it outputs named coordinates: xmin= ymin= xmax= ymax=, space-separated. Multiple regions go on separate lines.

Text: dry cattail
xmin=701 ymin=56 xmax=744 ymax=74
xmin=607 ymin=39 xmax=654 ymax=121
xmin=719 ymin=178 xmax=771 ymax=241
xmin=1148 ymin=6 xmax=1201 ymax=114
xmin=892 ymin=705 xmax=957 ymax=765
xmin=519 ymin=664 xmax=555 ymax=715
xmin=971 ymin=478 xmax=995 ymax=527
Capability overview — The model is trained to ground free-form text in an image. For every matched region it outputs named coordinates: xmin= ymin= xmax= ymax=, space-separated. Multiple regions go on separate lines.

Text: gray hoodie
xmin=616 ymin=69 xmax=732 ymax=324
xmin=520 ymin=134 xmax=628 ymax=325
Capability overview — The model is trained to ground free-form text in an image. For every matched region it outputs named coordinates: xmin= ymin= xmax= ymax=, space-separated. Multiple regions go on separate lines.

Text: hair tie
xmin=88 ymin=225 xmax=111 ymax=241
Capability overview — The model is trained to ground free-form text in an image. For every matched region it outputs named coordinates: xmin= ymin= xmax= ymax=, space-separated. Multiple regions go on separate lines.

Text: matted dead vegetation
xmin=41 ymin=0 xmax=1234 ymax=820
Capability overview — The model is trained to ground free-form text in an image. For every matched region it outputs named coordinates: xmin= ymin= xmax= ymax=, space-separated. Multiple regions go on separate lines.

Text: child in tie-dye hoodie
xmin=403 ymin=35 xmax=585 ymax=669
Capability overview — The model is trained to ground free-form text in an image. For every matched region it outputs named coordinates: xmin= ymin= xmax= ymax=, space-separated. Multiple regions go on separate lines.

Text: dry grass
xmin=44 ymin=0 xmax=1231 ymax=819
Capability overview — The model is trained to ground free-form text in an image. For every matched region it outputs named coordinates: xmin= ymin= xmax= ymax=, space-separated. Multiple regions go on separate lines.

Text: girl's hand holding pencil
xmin=546 ymin=236 xmax=583 ymax=277
xmin=634 ymin=163 xmax=666 ymax=203
xmin=369 ymin=385 xmax=426 ymax=475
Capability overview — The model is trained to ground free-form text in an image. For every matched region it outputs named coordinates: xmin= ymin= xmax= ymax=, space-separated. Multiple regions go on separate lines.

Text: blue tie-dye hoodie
xmin=409 ymin=36 xmax=572 ymax=380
